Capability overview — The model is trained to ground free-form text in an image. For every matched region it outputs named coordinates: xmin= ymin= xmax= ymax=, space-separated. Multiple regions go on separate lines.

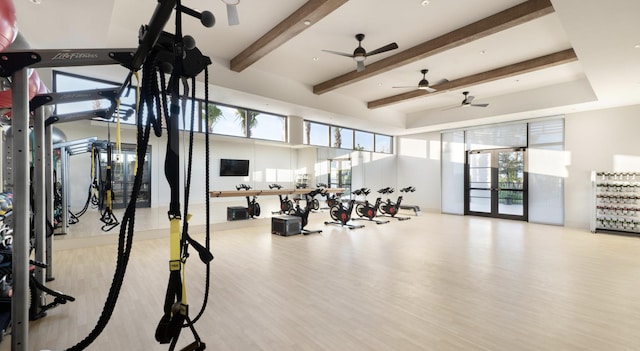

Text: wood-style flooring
xmin=2 ymin=210 xmax=640 ymax=351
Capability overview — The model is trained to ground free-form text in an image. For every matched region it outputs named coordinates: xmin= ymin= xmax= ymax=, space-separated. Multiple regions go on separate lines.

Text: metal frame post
xmin=45 ymin=123 xmax=54 ymax=280
xmin=34 ymin=106 xmax=47 ymax=311
xmin=60 ymin=146 xmax=69 ymax=233
xmin=11 ymin=68 xmax=30 ymax=351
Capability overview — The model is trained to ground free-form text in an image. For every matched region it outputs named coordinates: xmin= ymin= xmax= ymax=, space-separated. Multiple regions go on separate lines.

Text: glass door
xmin=99 ymin=144 xmax=152 ymax=209
xmin=467 ymin=151 xmax=492 ymax=214
xmin=465 ymin=148 xmax=527 ymax=220
xmin=329 ymin=159 xmax=351 ymax=197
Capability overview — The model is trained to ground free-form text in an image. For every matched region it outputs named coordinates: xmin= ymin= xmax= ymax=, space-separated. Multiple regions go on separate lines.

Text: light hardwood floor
xmin=3 ymin=210 xmax=640 ymax=351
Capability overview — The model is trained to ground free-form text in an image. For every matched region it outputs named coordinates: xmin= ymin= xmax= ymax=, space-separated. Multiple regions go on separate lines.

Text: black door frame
xmin=464 ymin=147 xmax=528 ymax=221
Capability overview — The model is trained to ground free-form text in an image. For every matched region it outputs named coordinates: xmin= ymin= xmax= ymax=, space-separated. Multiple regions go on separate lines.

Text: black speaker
xmin=271 ymin=215 xmax=302 ymax=236
xmin=227 ymin=206 xmax=249 ymax=221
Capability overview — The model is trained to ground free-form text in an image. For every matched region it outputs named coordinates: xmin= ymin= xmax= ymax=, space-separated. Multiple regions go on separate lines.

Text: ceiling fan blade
xmin=432 ymin=78 xmax=449 ymax=86
xmin=356 ymin=60 xmax=365 ymax=72
xmin=392 ymin=85 xmax=416 ymax=89
xmin=421 ymin=86 xmax=437 ymax=93
xmin=471 ymin=103 xmax=489 ymax=107
xmin=466 ymin=95 xmax=475 ymax=103
xmin=366 ymin=42 xmax=398 ymax=56
xmin=442 ymin=105 xmax=461 ymax=111
xmin=226 ymin=3 xmax=239 ymax=25
xmin=322 ymin=49 xmax=354 ymax=58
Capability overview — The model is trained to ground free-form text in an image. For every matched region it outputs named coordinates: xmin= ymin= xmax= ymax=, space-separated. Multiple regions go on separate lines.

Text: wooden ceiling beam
xmin=313 ymin=0 xmax=554 ymax=95
xmin=367 ymin=48 xmax=578 ymax=109
xmin=230 ymin=0 xmax=348 ymax=72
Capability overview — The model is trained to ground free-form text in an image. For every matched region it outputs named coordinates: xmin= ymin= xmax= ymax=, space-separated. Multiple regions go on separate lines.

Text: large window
xmin=209 ymin=104 xmax=245 ymax=137
xmin=375 ymin=134 xmax=392 ymax=153
xmin=202 ymin=102 xmax=286 ymax=141
xmin=305 ymin=121 xmax=330 ymax=147
xmin=354 ymin=131 xmax=374 ymax=152
xmin=331 ymin=126 xmax=354 ymax=149
xmin=55 ymin=71 xmax=288 ymax=143
xmin=53 ymin=71 xmax=137 ymax=125
xmin=305 ymin=120 xmax=393 ymax=154
xmin=250 ymin=111 xmax=286 ymax=142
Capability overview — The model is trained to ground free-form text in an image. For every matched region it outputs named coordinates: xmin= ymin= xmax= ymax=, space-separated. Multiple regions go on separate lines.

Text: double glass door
xmin=329 ymin=159 xmax=352 ymax=196
xmin=466 ymin=148 xmax=527 ymax=220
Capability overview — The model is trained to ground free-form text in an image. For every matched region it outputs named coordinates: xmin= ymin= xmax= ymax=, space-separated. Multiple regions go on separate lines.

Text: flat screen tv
xmin=220 ymin=159 xmax=250 ymax=177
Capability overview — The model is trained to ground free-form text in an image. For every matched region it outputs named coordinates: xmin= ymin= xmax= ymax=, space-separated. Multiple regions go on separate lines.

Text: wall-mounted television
xmin=220 ymin=159 xmax=250 ymax=177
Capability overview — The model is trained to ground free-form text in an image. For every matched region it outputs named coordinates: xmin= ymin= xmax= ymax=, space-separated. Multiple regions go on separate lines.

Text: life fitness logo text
xmin=52 ymin=52 xmax=99 ymax=60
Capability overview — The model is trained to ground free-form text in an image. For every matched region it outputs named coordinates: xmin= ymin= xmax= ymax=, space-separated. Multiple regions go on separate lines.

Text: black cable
xmin=69 ymin=182 xmax=94 ymax=221
xmin=188 ymin=65 xmax=212 ymax=324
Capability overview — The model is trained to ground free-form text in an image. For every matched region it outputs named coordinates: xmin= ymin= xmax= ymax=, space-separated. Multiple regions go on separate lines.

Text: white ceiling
xmin=10 ymin=0 xmax=640 ymax=135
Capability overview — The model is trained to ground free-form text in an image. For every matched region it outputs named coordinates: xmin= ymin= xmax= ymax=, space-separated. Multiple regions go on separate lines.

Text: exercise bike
xmin=269 ymin=183 xmax=294 ymax=215
xmin=307 ymin=190 xmax=320 ymax=212
xmin=236 ymin=184 xmax=261 ymax=218
xmin=317 ymin=183 xmax=339 ymax=209
xmin=324 ymin=193 xmax=364 ymax=229
xmin=289 ymin=189 xmax=323 ymax=234
xmin=378 ymin=187 xmax=411 ymax=221
xmin=353 ymin=188 xmax=389 ymax=225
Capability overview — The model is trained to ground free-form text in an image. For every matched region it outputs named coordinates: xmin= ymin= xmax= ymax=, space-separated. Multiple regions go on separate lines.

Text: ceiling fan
xmin=443 ymin=91 xmax=489 ymax=110
xmin=221 ymin=0 xmax=240 ymax=26
xmin=322 ymin=33 xmax=398 ymax=72
xmin=392 ymin=69 xmax=445 ymax=93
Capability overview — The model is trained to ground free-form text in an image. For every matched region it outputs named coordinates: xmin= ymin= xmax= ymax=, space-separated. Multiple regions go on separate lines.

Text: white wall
xmin=564 ymin=104 xmax=640 ymax=229
xmin=396 ymin=131 xmax=442 ymax=212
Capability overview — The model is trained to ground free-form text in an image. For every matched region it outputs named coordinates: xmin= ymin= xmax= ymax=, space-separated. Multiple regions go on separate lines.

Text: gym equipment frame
xmin=1 ymin=47 xmax=134 ymax=351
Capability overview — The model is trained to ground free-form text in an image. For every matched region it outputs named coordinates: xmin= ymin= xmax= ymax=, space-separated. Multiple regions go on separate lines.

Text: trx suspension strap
xmin=155 ymin=3 xmax=213 ymax=350
xmin=69 ymin=143 xmax=100 ymax=222
xmin=62 ymin=2 xmax=213 ymax=349
xmin=99 ymin=127 xmax=119 ymax=231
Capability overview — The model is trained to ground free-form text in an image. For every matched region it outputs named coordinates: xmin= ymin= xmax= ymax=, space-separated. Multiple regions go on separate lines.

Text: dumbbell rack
xmin=591 ymin=171 xmax=640 ymax=235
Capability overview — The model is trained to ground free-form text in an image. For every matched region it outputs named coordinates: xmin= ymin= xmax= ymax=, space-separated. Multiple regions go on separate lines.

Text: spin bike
xmin=353 ymin=188 xmax=389 ymax=225
xmin=324 ymin=192 xmax=364 ymax=229
xmin=289 ymin=189 xmax=323 ymax=234
xmin=269 ymin=184 xmax=294 ymax=215
xmin=378 ymin=187 xmax=412 ymax=221
xmin=317 ymin=183 xmax=339 ymax=209
xmin=236 ymin=184 xmax=261 ymax=218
